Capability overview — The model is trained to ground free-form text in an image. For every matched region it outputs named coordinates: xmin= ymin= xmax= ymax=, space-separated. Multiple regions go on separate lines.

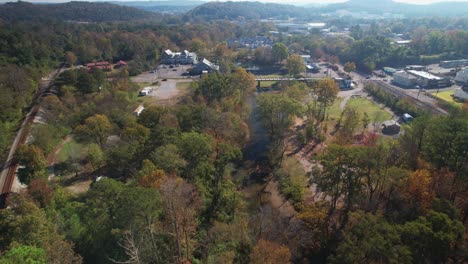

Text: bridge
xmin=254 ymin=77 xmax=323 ymax=81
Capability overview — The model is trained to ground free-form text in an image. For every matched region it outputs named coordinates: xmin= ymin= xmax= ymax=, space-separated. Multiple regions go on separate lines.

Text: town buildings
xmin=161 ymin=49 xmax=198 ymax=65
xmin=191 ymin=58 xmax=219 ymax=75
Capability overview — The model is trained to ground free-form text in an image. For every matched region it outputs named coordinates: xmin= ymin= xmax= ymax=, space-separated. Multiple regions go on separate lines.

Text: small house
xmin=381 ymin=120 xmax=401 ymax=135
xmin=402 ymin=113 xmax=414 ymax=123
xmin=139 ymin=87 xmax=153 ymax=96
xmin=133 ymin=105 xmax=145 ymax=116
xmin=114 ymin=60 xmax=127 ymax=69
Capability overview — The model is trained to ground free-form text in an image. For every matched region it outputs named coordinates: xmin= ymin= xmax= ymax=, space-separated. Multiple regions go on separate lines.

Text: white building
xmin=393 ymin=71 xmax=417 ymax=87
xmin=455 ymin=68 xmax=468 ymax=84
xmin=133 ymin=105 xmax=145 ymax=116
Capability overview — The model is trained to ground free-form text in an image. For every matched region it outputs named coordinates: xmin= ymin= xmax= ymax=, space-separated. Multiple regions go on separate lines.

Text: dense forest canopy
xmin=0 ymin=1 xmax=159 ymax=22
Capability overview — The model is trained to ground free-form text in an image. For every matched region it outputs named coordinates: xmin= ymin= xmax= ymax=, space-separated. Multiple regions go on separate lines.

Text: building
xmin=440 ymin=59 xmax=468 ymax=69
xmin=161 ymin=49 xmax=198 ymax=65
xmin=393 ymin=71 xmax=417 ymax=87
xmin=405 ymin=65 xmax=426 ymax=71
xmin=133 ymin=105 xmax=145 ymax=116
xmin=402 ymin=113 xmax=414 ymax=122
xmin=455 ymin=68 xmax=468 ymax=85
xmin=394 ymin=40 xmax=412 ymax=47
xmin=191 ymin=58 xmax=219 ymax=75
xmin=407 ymin=70 xmax=451 ymax=88
xmin=383 ymin=67 xmax=397 ymax=76
xmin=139 ymin=87 xmax=153 ymax=96
xmin=381 ymin=120 xmax=401 ymax=135
xmin=453 ymin=89 xmax=468 ymax=102
xmin=114 ymin=60 xmax=127 ymax=69
xmin=86 ymin=61 xmax=111 ymax=71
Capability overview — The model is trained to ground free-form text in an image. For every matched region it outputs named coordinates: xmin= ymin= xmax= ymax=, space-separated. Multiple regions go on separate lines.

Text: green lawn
xmin=433 ymin=90 xmax=463 ymax=107
xmin=57 ymin=139 xmax=87 ymax=163
xmin=176 ymin=82 xmax=192 ymax=89
xmin=346 ymin=97 xmax=392 ymax=122
xmin=258 ymin=81 xmax=277 ymax=88
xmin=328 ymin=97 xmax=343 ymax=121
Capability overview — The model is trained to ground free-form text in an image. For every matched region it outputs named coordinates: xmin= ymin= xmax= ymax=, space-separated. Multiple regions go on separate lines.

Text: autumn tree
xmin=15 ymin=145 xmax=47 ymax=185
xmin=312 ymin=78 xmax=339 ymax=123
xmin=250 ymin=239 xmax=291 ymax=264
xmin=65 ymin=51 xmax=77 ymax=67
xmin=160 ymin=177 xmax=201 ymax=262
xmin=287 ymin=54 xmax=306 ymax=76
xmin=343 ymin=62 xmax=356 ymax=73
xmin=74 ymin=114 xmax=113 ymax=147
xmin=0 ymin=194 xmax=82 ymax=264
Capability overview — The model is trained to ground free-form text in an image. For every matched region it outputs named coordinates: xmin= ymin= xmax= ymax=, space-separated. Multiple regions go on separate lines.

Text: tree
xmin=257 ymin=93 xmax=303 ymax=141
xmin=343 ymin=62 xmax=356 ymax=73
xmin=422 ymin=114 xmax=467 ymax=175
xmin=87 ymin=143 xmax=105 ymax=171
xmin=329 ymin=211 xmax=411 ymax=264
xmin=15 ymin=145 xmax=47 ymax=185
xmin=272 ymin=42 xmax=289 ymax=63
xmin=27 ymin=178 xmax=53 ymax=208
xmin=150 ymin=144 xmax=187 ymax=175
xmin=0 ymin=194 xmax=82 ymax=264
xmin=0 ymin=245 xmax=47 ymax=264
xmin=314 ymin=78 xmax=339 ymax=123
xmin=401 ymin=211 xmax=464 ymax=263
xmin=75 ymin=114 xmax=113 ymax=146
xmin=65 ymin=51 xmax=77 ymax=67
xmin=177 ymin=132 xmax=212 ymax=176
xmin=250 ymin=239 xmax=291 ymax=264
xmin=287 ymin=54 xmax=306 ymax=76
xmin=160 ymin=177 xmax=201 ymax=262
xmin=406 ymin=169 xmax=434 ymax=211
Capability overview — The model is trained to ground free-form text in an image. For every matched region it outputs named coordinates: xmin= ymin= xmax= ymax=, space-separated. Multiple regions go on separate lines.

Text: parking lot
xmin=132 ymin=64 xmax=195 ymax=83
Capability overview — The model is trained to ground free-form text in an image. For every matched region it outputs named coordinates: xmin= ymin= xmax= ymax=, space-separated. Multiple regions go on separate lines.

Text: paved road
xmin=0 ymin=67 xmax=63 ymax=202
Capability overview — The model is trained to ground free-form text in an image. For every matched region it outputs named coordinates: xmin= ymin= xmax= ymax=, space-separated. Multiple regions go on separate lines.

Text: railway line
xmin=369 ymin=80 xmax=448 ymax=116
xmin=0 ymin=66 xmax=63 ymax=208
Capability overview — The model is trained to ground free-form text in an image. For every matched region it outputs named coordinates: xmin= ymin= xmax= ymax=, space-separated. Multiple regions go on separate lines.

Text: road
xmin=0 ymin=67 xmax=63 ymax=206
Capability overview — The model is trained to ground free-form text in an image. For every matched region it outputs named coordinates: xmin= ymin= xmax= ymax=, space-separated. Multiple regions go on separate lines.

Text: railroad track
xmin=0 ymin=66 xmax=63 ymax=207
xmin=369 ymin=80 xmax=448 ymax=116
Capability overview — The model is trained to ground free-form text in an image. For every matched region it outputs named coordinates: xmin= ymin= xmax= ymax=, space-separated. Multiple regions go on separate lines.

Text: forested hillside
xmin=0 ymin=1 xmax=158 ymax=22
xmin=184 ymin=1 xmax=312 ymax=21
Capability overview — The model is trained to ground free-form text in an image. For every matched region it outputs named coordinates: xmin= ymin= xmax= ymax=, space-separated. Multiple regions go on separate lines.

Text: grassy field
xmin=433 ymin=90 xmax=463 ymax=107
xmin=176 ymin=82 xmax=192 ymax=89
xmin=258 ymin=81 xmax=277 ymax=88
xmin=346 ymin=97 xmax=392 ymax=122
xmin=57 ymin=139 xmax=87 ymax=163
xmin=328 ymin=97 xmax=343 ymax=121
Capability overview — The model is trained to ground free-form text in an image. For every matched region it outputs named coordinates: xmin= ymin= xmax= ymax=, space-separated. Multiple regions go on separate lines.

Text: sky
xmin=1 ymin=0 xmax=468 ymax=4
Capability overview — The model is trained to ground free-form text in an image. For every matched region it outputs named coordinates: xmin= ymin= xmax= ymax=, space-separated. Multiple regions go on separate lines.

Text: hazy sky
xmin=1 ymin=0 xmax=468 ymax=4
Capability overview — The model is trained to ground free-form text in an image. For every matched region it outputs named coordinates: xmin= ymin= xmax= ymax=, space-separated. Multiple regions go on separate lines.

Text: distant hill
xmin=184 ymin=1 xmax=311 ymax=21
xmin=111 ymin=1 xmax=204 ymax=14
xmin=0 ymin=1 xmax=158 ymax=22
xmin=322 ymin=0 xmax=468 ymax=17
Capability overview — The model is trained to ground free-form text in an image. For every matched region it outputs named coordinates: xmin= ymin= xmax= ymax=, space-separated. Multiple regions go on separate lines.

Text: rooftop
xmin=407 ymin=70 xmax=443 ymax=80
